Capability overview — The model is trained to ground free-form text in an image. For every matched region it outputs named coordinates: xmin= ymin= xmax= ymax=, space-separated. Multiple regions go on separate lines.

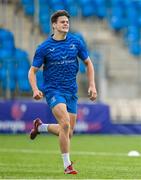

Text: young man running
xmin=28 ymin=10 xmax=97 ymax=175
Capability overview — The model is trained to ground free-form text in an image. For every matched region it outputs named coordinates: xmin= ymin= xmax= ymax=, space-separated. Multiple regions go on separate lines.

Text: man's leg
xmin=30 ymin=114 xmax=76 ymax=139
xmin=68 ymin=113 xmax=77 ymax=138
xmin=45 ymin=113 xmax=76 ymax=138
xmin=52 ymin=103 xmax=77 ymax=174
xmin=42 ymin=124 xmax=59 ymax=136
xmin=36 ymin=93 xmax=64 ymax=136
xmin=37 ymin=111 xmax=77 ymax=137
xmin=37 ymin=93 xmax=77 ymax=137
xmin=30 ymin=104 xmax=77 ymax=174
xmin=30 ymin=119 xmax=60 ymax=139
xmin=52 ymin=103 xmax=70 ymax=154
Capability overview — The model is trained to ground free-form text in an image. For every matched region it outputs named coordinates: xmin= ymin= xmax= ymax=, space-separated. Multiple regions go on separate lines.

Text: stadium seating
xmin=0 ymin=27 xmax=46 ymax=97
xmin=39 ymin=4 xmax=50 ymax=34
xmin=0 ymin=28 xmax=15 ymax=58
xmin=19 ymin=0 xmax=141 ymax=56
xmin=1 ymin=1 xmax=141 ymax=97
xmin=109 ymin=0 xmax=141 ymax=56
xmin=0 ymin=28 xmax=34 ymax=96
xmin=21 ymin=0 xmax=34 ymax=16
xmin=0 ymin=28 xmax=16 ymax=93
xmin=15 ymin=48 xmax=31 ymax=92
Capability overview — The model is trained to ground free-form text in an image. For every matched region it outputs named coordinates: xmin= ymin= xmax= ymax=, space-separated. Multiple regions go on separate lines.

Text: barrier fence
xmin=0 ymin=100 xmax=141 ymax=134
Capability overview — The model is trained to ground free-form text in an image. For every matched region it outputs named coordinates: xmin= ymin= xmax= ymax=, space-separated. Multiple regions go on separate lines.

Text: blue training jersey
xmin=32 ymin=33 xmax=89 ymax=94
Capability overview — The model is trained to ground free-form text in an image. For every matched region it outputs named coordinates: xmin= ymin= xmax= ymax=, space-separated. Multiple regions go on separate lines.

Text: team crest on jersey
xmin=51 ymin=96 xmax=56 ymax=103
xmin=70 ymin=44 xmax=76 ymax=49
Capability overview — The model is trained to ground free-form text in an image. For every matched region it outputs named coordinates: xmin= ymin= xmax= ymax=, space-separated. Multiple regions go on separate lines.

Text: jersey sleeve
xmin=77 ymin=39 xmax=89 ymax=61
xmin=32 ymin=45 xmax=44 ymax=68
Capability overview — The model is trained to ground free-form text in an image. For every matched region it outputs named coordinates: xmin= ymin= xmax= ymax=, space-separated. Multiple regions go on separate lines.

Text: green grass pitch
xmin=0 ymin=134 xmax=141 ymax=179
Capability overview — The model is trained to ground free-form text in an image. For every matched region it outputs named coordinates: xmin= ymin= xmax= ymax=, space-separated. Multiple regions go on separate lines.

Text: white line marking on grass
xmin=0 ymin=179 xmax=136 ymax=180
xmin=0 ymin=148 xmax=131 ymax=157
xmin=0 ymin=163 xmax=50 ymax=167
xmin=0 ymin=179 xmax=125 ymax=180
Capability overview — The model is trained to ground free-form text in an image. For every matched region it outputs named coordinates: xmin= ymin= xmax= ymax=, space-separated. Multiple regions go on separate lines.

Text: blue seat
xmin=39 ymin=4 xmax=50 ymax=14
xmin=21 ymin=0 xmax=34 ymax=16
xmin=0 ymin=65 xmax=16 ymax=92
xmin=40 ymin=23 xmax=50 ymax=34
xmin=15 ymin=48 xmax=28 ymax=59
xmin=111 ymin=0 xmax=122 ymax=6
xmin=21 ymin=0 xmax=33 ymax=4
xmin=126 ymin=7 xmax=139 ymax=26
xmin=15 ymin=48 xmax=30 ymax=70
xmin=121 ymin=0 xmax=132 ymax=7
xmin=23 ymin=4 xmax=34 ymax=16
xmin=78 ymin=0 xmax=90 ymax=6
xmin=67 ymin=5 xmax=78 ymax=17
xmin=0 ymin=28 xmax=15 ymax=51
xmin=18 ymin=79 xmax=31 ymax=92
xmin=39 ymin=14 xmax=50 ymax=24
xmin=110 ymin=7 xmax=124 ymax=30
xmin=73 ymin=32 xmax=87 ymax=46
xmin=1 ymin=58 xmax=17 ymax=91
xmin=15 ymin=49 xmax=30 ymax=92
xmin=64 ymin=0 xmax=75 ymax=5
xmin=8 ymin=70 xmax=16 ymax=92
xmin=50 ymin=0 xmax=65 ymax=10
xmin=0 ymin=28 xmax=14 ymax=40
xmin=0 ymin=49 xmax=14 ymax=59
xmin=81 ymin=5 xmax=95 ymax=17
xmin=97 ymin=6 xmax=107 ymax=19
xmin=50 ymin=0 xmax=63 ymax=5
xmin=64 ymin=0 xmax=78 ymax=16
xmin=39 ymin=5 xmax=50 ymax=34
xmin=39 ymin=0 xmax=48 ymax=4
xmin=0 ymin=67 xmax=7 ymax=90
xmin=0 ymin=28 xmax=16 ymax=92
xmin=125 ymin=26 xmax=140 ymax=43
xmin=138 ymin=15 xmax=141 ymax=27
xmin=95 ymin=0 xmax=106 ymax=6
xmin=2 ymin=40 xmax=15 ymax=50
xmin=0 ymin=29 xmax=33 ymax=93
xmin=17 ymin=69 xmax=31 ymax=92
xmin=129 ymin=42 xmax=141 ymax=57
xmin=79 ymin=0 xmax=96 ymax=17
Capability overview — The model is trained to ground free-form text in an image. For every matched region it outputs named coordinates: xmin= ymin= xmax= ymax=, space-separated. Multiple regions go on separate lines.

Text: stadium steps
xmin=71 ymin=18 xmax=141 ymax=99
xmin=107 ymin=99 xmax=141 ymax=123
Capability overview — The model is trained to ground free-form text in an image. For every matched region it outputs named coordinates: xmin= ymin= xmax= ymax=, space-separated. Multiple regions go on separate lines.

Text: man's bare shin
xmin=59 ymin=127 xmax=70 ymax=153
xmin=48 ymin=124 xmax=59 ymax=136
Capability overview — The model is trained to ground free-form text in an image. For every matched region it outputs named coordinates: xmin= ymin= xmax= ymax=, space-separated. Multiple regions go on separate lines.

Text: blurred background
xmin=0 ymin=0 xmax=141 ymax=134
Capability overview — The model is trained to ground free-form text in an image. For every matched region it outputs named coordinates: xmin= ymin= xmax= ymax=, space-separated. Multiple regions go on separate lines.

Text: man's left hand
xmin=88 ymin=86 xmax=97 ymax=101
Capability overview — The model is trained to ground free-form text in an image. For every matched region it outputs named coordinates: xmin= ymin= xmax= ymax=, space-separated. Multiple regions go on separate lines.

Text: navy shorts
xmin=45 ymin=91 xmax=78 ymax=114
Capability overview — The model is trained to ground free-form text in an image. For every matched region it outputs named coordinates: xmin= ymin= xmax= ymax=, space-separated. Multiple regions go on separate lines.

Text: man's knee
xmin=60 ymin=121 xmax=70 ymax=132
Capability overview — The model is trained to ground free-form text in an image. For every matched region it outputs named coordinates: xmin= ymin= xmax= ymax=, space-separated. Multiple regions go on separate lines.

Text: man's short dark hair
xmin=51 ymin=10 xmax=70 ymax=24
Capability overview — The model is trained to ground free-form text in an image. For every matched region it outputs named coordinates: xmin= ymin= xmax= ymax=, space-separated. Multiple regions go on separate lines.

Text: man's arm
xmin=84 ymin=57 xmax=97 ymax=101
xmin=28 ymin=66 xmax=43 ymax=100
